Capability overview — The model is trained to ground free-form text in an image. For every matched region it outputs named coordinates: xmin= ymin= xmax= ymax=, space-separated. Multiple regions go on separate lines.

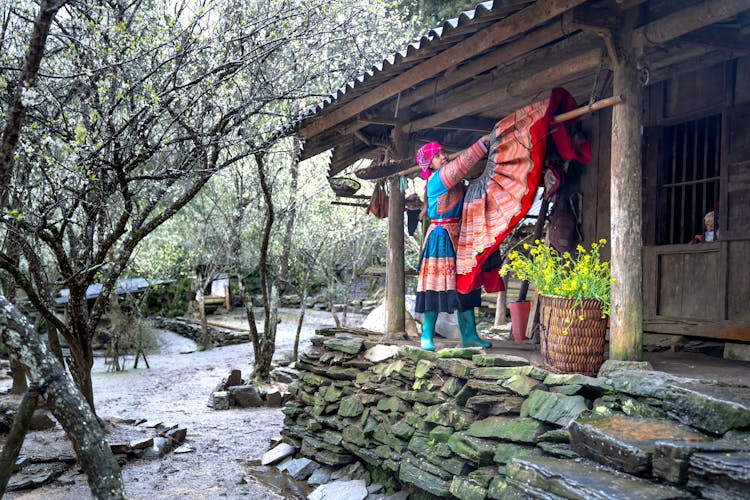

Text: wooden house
xmin=283 ymin=0 xmax=750 ymax=358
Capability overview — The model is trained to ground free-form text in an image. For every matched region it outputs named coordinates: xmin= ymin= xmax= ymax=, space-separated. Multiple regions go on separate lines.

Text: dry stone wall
xmin=279 ymin=329 xmax=750 ymax=499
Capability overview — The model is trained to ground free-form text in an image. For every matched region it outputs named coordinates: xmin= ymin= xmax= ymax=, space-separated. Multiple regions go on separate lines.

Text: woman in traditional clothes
xmin=415 ymin=138 xmax=493 ymax=351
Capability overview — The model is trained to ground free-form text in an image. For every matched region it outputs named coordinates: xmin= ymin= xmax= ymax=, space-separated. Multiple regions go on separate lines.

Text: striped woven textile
xmin=456 ymin=87 xmax=592 ymax=294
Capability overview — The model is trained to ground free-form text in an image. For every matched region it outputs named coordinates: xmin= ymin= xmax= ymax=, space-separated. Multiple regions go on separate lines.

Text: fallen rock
xmin=142 ymin=436 xmax=173 ymax=459
xmin=284 ymin=457 xmax=320 ymax=480
xmin=308 ymin=479 xmax=368 ymax=500
xmin=261 ymin=442 xmax=297 ymax=466
xmin=230 ymin=385 xmax=264 ymax=408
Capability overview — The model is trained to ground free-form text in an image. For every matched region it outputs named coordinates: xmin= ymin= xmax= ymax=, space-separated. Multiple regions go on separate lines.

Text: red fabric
xmin=456 ymin=87 xmax=591 ymax=294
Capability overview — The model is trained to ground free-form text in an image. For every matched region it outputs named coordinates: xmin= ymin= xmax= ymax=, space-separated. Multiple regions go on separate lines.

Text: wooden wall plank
xmin=657 ymin=252 xmax=684 ymax=317
xmin=727 ymin=240 xmax=750 ymax=321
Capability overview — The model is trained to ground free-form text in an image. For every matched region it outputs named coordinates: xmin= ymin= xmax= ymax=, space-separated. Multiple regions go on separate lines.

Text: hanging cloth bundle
xmin=366 ymin=180 xmax=389 ymax=219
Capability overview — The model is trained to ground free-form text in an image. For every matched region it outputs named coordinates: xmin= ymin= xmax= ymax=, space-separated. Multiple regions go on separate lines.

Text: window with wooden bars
xmin=656 ymin=114 xmax=721 ymax=245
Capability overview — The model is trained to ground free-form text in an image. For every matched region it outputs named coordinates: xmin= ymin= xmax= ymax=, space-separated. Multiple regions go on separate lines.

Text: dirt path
xmin=2 ymin=308 xmax=362 ymax=500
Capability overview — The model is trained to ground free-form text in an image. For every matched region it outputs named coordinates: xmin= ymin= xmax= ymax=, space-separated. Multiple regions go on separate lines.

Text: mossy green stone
xmin=320 ymin=429 xmax=343 ymax=445
xmin=392 ymin=420 xmax=416 ymax=440
xmin=468 ymin=465 xmax=498 ymax=487
xmin=473 ymin=365 xmax=548 ymax=381
xmin=467 ymin=416 xmax=551 ymax=444
xmin=323 ymin=337 xmax=364 ymax=354
xmin=543 ymin=373 xmax=614 ymax=393
xmin=467 ymin=379 xmax=511 ymax=394
xmin=449 ymin=476 xmax=488 ymax=500
xmin=443 ymin=377 xmax=466 ymax=396
xmin=399 ymin=390 xmax=443 ymax=405
xmin=437 ymin=358 xmax=475 ymax=378
xmin=407 ymin=432 xmax=432 ymax=455
xmin=487 ymin=476 xmax=521 ymax=500
xmin=415 ymin=359 xmax=435 ymax=379
xmin=520 ymin=389 xmax=589 ymax=427
xmin=429 ymin=425 xmax=454 ymax=443
xmin=538 ymin=429 xmax=570 ymax=443
xmin=377 ymin=396 xmax=410 ymax=413
xmin=301 ymin=372 xmax=331 ymax=386
xmin=327 ymin=367 xmax=359 ymax=380
xmin=472 ymin=353 xmax=529 ymax=367
xmin=502 ymin=374 xmax=542 ymax=396
xmin=323 ymin=384 xmax=343 ymax=402
xmin=437 ymin=347 xmax=483 ymax=359
xmin=375 ymin=444 xmax=394 ymax=459
xmin=492 ymin=442 xmax=543 ymax=464
xmin=342 ymin=440 xmax=382 ymax=466
xmin=455 ymin=383 xmax=478 ymax=406
xmin=447 ymin=432 xmax=495 ymax=465
xmin=342 ymin=425 xmax=367 ymax=446
xmin=403 ymin=345 xmax=437 ymax=362
xmin=425 ymin=402 xmax=470 ymax=430
xmin=549 ymin=384 xmax=583 ymax=396
xmin=338 ymin=397 xmax=364 ymax=417
xmin=413 ymin=378 xmax=438 ymax=391
xmin=398 ymin=460 xmax=452 ymax=497
xmin=403 ymin=452 xmax=454 ymax=480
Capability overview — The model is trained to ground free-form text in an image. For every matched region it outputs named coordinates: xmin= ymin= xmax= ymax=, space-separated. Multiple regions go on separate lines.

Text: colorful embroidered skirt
xmin=456 ymin=87 xmax=592 ymax=294
xmin=415 ymin=222 xmax=480 ymax=313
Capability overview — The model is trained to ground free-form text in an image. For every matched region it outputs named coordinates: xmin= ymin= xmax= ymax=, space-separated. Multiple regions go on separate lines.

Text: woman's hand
xmin=480 ymin=134 xmax=490 ymax=147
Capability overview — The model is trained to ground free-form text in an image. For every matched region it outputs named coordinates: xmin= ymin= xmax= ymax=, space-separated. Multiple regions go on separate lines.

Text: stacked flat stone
xmin=280 ymin=330 xmax=750 ymax=499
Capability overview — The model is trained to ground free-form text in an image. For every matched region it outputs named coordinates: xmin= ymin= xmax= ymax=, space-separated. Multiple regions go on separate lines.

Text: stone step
xmin=507 ymin=456 xmax=687 ymax=499
xmin=602 ymin=369 xmax=750 ymax=434
xmin=569 ymin=416 xmax=709 ymax=476
xmin=687 ymin=451 xmax=750 ymax=498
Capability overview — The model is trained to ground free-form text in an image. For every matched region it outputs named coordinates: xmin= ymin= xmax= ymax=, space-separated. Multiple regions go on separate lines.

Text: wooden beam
xmin=297 ymin=0 xmax=588 ymax=140
xmin=633 ymin=0 xmax=750 ymax=51
xmin=397 ymin=22 xmax=569 ymax=109
xmin=404 ymin=48 xmax=604 ymax=133
xmin=679 ymin=27 xmax=750 ymax=52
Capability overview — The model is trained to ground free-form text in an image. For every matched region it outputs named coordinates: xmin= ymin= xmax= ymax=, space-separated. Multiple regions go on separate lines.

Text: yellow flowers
xmin=500 ymin=239 xmax=612 ymax=317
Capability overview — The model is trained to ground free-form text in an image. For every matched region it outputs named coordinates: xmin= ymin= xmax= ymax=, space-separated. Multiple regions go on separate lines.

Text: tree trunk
xmin=278 ymin=137 xmax=301 ymax=294
xmin=46 ymin=319 xmax=64 ymax=363
xmin=10 ymin=357 xmax=28 ymax=395
xmin=0 ymin=390 xmax=38 ymax=494
xmin=0 ymin=293 xmax=126 ymax=498
xmin=254 ymin=152 xmax=278 ymax=382
xmin=66 ymin=333 xmax=96 ymax=413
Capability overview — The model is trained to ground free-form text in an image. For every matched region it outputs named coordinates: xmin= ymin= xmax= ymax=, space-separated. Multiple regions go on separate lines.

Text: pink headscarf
xmin=416 ymin=142 xmax=443 ymax=180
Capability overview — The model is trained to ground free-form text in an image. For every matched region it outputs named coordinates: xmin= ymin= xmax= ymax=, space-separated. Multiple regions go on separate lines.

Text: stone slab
xmin=507 ymin=456 xmax=686 ymax=499
xmin=569 ymin=416 xmax=708 ymax=476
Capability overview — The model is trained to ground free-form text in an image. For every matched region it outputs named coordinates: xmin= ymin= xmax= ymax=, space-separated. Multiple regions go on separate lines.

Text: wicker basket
xmin=329 ymin=177 xmax=361 ymax=197
xmin=539 ymin=295 xmax=608 ymax=376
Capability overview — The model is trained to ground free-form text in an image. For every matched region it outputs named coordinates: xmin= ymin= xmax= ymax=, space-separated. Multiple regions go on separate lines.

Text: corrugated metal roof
xmin=276 ymin=0 xmax=531 ymax=143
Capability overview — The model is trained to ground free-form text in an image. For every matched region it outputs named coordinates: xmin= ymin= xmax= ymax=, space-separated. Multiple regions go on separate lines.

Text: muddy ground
xmin=1 ymin=308 xmax=366 ymax=500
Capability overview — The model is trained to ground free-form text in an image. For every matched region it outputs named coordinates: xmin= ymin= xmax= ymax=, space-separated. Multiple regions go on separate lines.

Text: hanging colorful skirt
xmin=415 ymin=219 xmax=481 ymax=313
xmin=456 ymin=87 xmax=592 ymax=294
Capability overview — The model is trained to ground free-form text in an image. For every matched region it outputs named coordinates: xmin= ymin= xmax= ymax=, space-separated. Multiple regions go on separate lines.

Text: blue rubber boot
xmin=458 ymin=309 xmax=492 ymax=349
xmin=421 ymin=311 xmax=437 ymax=351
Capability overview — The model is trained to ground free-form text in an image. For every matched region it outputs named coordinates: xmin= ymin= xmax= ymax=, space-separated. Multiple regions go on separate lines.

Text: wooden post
xmin=604 ymin=18 xmax=644 ymax=361
xmin=494 ymin=285 xmax=507 ymax=325
xmin=385 ymin=126 xmax=409 ymax=337
xmin=386 ymin=175 xmax=406 ymax=336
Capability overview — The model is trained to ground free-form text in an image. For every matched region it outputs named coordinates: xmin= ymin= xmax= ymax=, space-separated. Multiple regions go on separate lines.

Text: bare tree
xmin=0 ymin=0 xmax=125 ymax=497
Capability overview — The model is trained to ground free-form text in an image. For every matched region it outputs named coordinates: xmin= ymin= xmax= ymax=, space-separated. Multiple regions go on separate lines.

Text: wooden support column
xmin=604 ymin=17 xmax=643 ymax=361
xmin=385 ymin=128 xmax=408 ymax=337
